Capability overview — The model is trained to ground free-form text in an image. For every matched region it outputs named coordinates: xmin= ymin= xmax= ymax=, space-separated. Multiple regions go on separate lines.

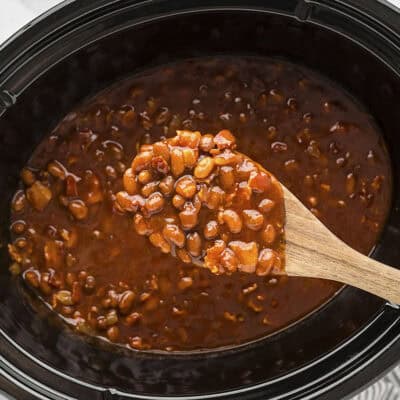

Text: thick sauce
xmin=9 ymin=57 xmax=391 ymax=351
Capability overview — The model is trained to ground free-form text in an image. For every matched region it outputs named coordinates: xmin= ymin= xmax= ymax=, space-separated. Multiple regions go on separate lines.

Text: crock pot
xmin=0 ymin=0 xmax=400 ymax=399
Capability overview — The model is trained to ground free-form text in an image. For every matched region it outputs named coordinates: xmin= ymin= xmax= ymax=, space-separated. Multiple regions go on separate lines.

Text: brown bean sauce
xmin=9 ymin=57 xmax=392 ymax=351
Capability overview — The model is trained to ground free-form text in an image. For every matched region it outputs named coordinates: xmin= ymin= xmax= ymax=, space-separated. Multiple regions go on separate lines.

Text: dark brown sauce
xmin=9 ymin=57 xmax=391 ymax=351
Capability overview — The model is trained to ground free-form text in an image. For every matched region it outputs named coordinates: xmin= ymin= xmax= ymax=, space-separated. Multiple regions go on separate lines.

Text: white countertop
xmin=0 ymin=0 xmax=62 ymax=44
xmin=1 ymin=0 xmax=400 ymax=45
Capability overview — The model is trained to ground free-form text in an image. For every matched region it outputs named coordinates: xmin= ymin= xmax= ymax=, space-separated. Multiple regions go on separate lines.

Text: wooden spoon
xmin=282 ymin=184 xmax=400 ymax=305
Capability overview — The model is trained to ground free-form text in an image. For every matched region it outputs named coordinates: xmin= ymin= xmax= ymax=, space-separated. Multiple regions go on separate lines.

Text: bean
xmin=170 ymin=147 xmax=185 ymax=176
xmin=162 ymin=224 xmax=185 ymax=247
xmin=66 ymin=253 xmax=76 ymax=268
xmin=220 ymin=248 xmax=239 ymax=273
xmin=105 ymin=310 xmax=118 ymax=326
xmin=71 ymin=282 xmax=81 ymax=304
xmin=248 ymin=171 xmax=271 ymax=193
xmin=61 ymin=306 xmax=74 ymax=316
xmin=204 ymin=186 xmax=225 ymax=210
xmin=151 ymin=155 xmax=170 ymax=175
xmin=224 ymin=311 xmax=237 ymax=322
xmin=186 ymin=232 xmax=202 ymax=256
xmin=175 ymin=175 xmax=197 ymax=199
xmin=307 ymin=196 xmax=318 ymax=207
xmin=84 ymin=276 xmax=96 ymax=293
xmin=178 ymin=276 xmax=193 ymax=290
xmin=214 ymin=130 xmax=236 ymax=150
xmin=242 ymin=209 xmax=264 ymax=231
xmin=65 ymin=273 xmax=76 ymax=287
xmin=78 ymin=270 xmax=88 ymax=282
xmin=199 ymin=134 xmax=215 ymax=152
xmin=125 ymin=312 xmax=141 ymax=326
xmin=84 ymin=172 xmax=103 ymax=205
xmin=284 ymin=159 xmax=298 ymax=173
xmin=176 ymin=130 xmax=201 ymax=148
xmin=172 ymin=194 xmax=185 ymax=210
xmin=262 ymin=224 xmax=276 ymax=245
xmin=204 ymin=240 xmax=225 ymax=273
xmin=64 ymin=176 xmax=78 ymax=197
xmin=55 ymin=290 xmax=73 ymax=306
xmin=236 ymin=159 xmax=257 ymax=180
xmin=115 ymin=192 xmax=144 ymax=212
xmin=204 ymin=220 xmax=219 ymax=239
xmin=138 ymin=170 xmax=153 ymax=185
xmin=44 ymin=240 xmax=64 ymax=269
xmin=172 ymin=306 xmax=187 ymax=317
xmin=123 ymin=168 xmax=137 ymax=194
xmin=11 ymin=190 xmax=27 ymax=213
xmin=26 ymin=181 xmax=52 ymax=211
xmin=152 ymin=141 xmax=170 ymax=161
xmin=229 ymin=241 xmax=258 ymax=273
xmin=194 ymin=157 xmax=215 ymax=179
xmin=24 ymin=270 xmax=40 ymax=288
xmin=141 ymin=181 xmax=159 ymax=197
xmin=242 ymin=283 xmax=258 ymax=295
xmin=107 ymin=326 xmax=120 ymax=342
xmin=144 ymin=192 xmax=164 ymax=215
xmin=258 ymin=198 xmax=275 ymax=213
xmin=247 ymin=298 xmax=263 ymax=312
xmin=222 ymin=210 xmax=242 ymax=233
xmin=346 ymin=172 xmax=356 ymax=194
xmin=129 ymin=336 xmax=145 ymax=350
xmin=96 ymin=316 xmax=108 ymax=330
xmin=257 ymin=248 xmax=280 ymax=276
xmin=49 ymin=272 xmax=63 ymax=288
xmin=219 ymin=166 xmax=235 ymax=190
xmin=177 ymin=248 xmax=191 ymax=263
xmin=320 ymin=183 xmax=331 ymax=192
xmin=21 ymin=168 xmax=36 ymax=186
xmin=159 ymin=175 xmax=175 ymax=196
xmin=59 ymin=228 xmax=78 ymax=248
xmin=271 ymin=141 xmax=287 ymax=152
xmin=47 ymin=161 xmax=67 ymax=180
xmin=11 ymin=220 xmax=26 ymax=234
xmin=149 ymin=232 xmax=171 ymax=253
xmin=68 ymin=200 xmax=88 ymax=220
xmin=131 ymin=151 xmax=153 ymax=172
xmin=118 ymin=290 xmax=136 ymax=314
xmin=214 ymin=150 xmax=240 ymax=166
xmin=183 ymin=148 xmax=198 ymax=168
xmin=179 ymin=203 xmax=198 ymax=229
xmin=304 ymin=175 xmax=314 ymax=186
xmin=155 ymin=107 xmax=171 ymax=126
xmin=371 ymin=175 xmax=383 ymax=192
xmin=133 ymin=213 xmax=153 ymax=236
xmin=306 ymin=140 xmax=321 ymax=158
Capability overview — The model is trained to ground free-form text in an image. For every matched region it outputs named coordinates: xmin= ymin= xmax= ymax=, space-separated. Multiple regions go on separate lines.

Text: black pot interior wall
xmin=0 ymin=9 xmax=399 ymax=398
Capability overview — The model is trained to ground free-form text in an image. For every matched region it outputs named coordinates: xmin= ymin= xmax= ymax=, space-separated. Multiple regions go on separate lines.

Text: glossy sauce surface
xmin=9 ymin=57 xmax=391 ymax=351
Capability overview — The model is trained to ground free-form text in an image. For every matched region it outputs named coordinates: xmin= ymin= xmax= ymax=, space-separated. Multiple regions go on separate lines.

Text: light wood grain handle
xmin=337 ymin=251 xmax=400 ymax=305
xmin=284 ymin=187 xmax=400 ymax=304
xmin=288 ymin=240 xmax=400 ymax=304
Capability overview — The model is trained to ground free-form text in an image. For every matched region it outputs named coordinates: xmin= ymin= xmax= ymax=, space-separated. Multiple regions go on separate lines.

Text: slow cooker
xmin=0 ymin=0 xmax=399 ymax=399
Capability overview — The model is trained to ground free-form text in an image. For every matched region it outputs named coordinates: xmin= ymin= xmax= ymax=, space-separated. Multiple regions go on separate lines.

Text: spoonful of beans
xmin=115 ymin=130 xmax=400 ymax=304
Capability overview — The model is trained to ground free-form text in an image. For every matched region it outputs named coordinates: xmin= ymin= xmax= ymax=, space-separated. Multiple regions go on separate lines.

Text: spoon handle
xmin=284 ymin=187 xmax=400 ymax=304
xmin=287 ymin=237 xmax=400 ymax=305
